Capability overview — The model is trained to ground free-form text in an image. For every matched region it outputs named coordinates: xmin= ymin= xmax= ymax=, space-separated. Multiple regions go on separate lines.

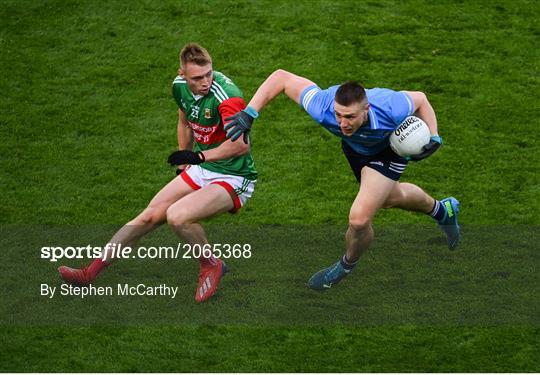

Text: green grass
xmin=2 ymin=326 xmax=538 ymax=372
xmin=1 ymin=0 xmax=539 ymax=372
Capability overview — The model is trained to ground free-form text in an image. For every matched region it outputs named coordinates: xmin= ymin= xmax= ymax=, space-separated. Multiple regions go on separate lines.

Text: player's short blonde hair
xmin=180 ymin=43 xmax=212 ymax=67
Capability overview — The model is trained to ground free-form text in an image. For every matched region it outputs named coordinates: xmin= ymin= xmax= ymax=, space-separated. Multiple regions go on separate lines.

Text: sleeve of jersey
xmin=218 ymin=97 xmax=247 ymax=125
xmin=299 ymin=85 xmax=327 ymax=123
xmin=390 ymin=91 xmax=415 ymax=123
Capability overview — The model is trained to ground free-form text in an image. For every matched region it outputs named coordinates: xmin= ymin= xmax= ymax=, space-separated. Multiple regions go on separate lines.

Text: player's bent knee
xmin=166 ymin=206 xmax=193 ymax=227
xmin=383 ymin=186 xmax=405 ymax=209
xmin=132 ymin=207 xmax=167 ymax=226
xmin=383 ymin=194 xmax=401 ymax=209
xmin=348 ymin=217 xmax=372 ymax=232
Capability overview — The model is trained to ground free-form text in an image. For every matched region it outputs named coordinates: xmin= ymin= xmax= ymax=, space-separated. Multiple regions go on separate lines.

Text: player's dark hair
xmin=335 ymin=81 xmax=367 ymax=106
xmin=180 ymin=43 xmax=212 ymax=67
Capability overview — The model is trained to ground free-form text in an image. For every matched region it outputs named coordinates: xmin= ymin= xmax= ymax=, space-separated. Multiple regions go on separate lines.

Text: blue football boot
xmin=308 ymin=260 xmax=349 ymax=290
xmin=438 ymin=197 xmax=461 ymax=250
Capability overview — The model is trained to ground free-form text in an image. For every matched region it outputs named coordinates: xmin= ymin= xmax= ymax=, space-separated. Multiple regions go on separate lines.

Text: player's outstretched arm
xmin=405 ymin=91 xmax=443 ymax=161
xmin=249 ymin=69 xmax=315 ymax=111
xmin=225 ymin=69 xmax=315 ymax=141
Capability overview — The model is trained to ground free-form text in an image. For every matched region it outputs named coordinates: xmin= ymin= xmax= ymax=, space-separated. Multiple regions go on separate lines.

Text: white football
xmin=390 ymin=116 xmax=431 ymax=157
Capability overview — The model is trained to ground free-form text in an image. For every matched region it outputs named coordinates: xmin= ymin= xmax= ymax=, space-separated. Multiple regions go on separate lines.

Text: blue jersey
xmin=300 ymin=85 xmax=415 ymax=155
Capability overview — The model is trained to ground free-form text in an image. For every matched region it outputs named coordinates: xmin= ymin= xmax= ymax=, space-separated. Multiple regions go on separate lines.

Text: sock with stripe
xmin=429 ymin=199 xmax=446 ymax=222
xmin=339 ymin=255 xmax=358 ymax=273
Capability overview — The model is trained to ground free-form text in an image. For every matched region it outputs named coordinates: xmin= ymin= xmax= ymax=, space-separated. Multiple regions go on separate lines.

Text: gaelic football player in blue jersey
xmin=225 ymin=70 xmax=460 ymax=290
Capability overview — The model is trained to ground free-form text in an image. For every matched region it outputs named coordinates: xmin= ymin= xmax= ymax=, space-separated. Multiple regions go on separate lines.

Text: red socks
xmin=86 ymin=258 xmax=109 ymax=280
xmin=199 ymin=255 xmax=218 ymax=267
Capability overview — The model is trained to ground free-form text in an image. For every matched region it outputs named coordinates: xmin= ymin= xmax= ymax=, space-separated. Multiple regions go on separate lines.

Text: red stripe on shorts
xmin=180 ymin=170 xmax=201 ymax=190
xmin=212 ymin=181 xmax=241 ymax=213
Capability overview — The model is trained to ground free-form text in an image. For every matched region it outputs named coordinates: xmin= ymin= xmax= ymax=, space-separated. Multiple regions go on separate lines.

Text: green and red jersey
xmin=172 ymin=71 xmax=257 ymax=180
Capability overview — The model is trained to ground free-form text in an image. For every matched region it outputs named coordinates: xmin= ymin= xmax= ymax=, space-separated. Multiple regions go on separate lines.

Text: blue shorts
xmin=342 ymin=140 xmax=408 ymax=181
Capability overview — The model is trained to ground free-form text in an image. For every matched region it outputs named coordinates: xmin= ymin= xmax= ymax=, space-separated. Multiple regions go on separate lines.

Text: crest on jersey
xmin=204 ymin=108 xmax=212 ymax=119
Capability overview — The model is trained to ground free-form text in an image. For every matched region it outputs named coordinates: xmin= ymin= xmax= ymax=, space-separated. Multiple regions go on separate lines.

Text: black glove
xmin=410 ymin=136 xmax=442 ymax=161
xmin=167 ymin=150 xmax=205 ymax=166
xmin=224 ymin=106 xmax=259 ymax=143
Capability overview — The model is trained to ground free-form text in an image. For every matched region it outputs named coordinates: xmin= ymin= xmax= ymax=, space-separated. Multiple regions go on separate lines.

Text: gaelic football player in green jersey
xmin=59 ymin=43 xmax=257 ymax=302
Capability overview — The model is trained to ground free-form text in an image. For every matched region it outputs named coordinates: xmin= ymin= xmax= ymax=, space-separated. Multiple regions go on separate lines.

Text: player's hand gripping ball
xmin=390 ymin=116 xmax=441 ymax=161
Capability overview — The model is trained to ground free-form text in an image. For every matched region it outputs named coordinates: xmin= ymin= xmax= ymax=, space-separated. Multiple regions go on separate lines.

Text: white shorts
xmin=180 ymin=165 xmax=256 ymax=213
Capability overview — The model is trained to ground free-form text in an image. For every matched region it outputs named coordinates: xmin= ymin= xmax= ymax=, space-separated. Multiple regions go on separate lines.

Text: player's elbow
xmin=270 ymin=69 xmax=293 ymax=86
xmin=272 ymin=69 xmax=290 ymax=78
xmin=418 ymin=91 xmax=428 ymax=104
xmin=411 ymin=91 xmax=428 ymax=106
xmin=410 ymin=90 xmax=427 ymax=100
xmin=406 ymin=91 xmax=430 ymax=113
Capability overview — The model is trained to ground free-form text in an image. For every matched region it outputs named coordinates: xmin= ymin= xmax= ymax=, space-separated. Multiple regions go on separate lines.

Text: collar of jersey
xmin=367 ymin=107 xmax=379 ymax=130
xmin=191 ymin=92 xmax=204 ymax=101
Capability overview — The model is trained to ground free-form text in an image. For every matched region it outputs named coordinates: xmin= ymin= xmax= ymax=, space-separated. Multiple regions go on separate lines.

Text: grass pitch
xmin=1 ymin=0 xmax=539 ymax=372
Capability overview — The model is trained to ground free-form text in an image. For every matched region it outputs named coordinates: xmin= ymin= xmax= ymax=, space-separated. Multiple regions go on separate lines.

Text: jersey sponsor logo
xmin=188 ymin=121 xmax=225 ymax=144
